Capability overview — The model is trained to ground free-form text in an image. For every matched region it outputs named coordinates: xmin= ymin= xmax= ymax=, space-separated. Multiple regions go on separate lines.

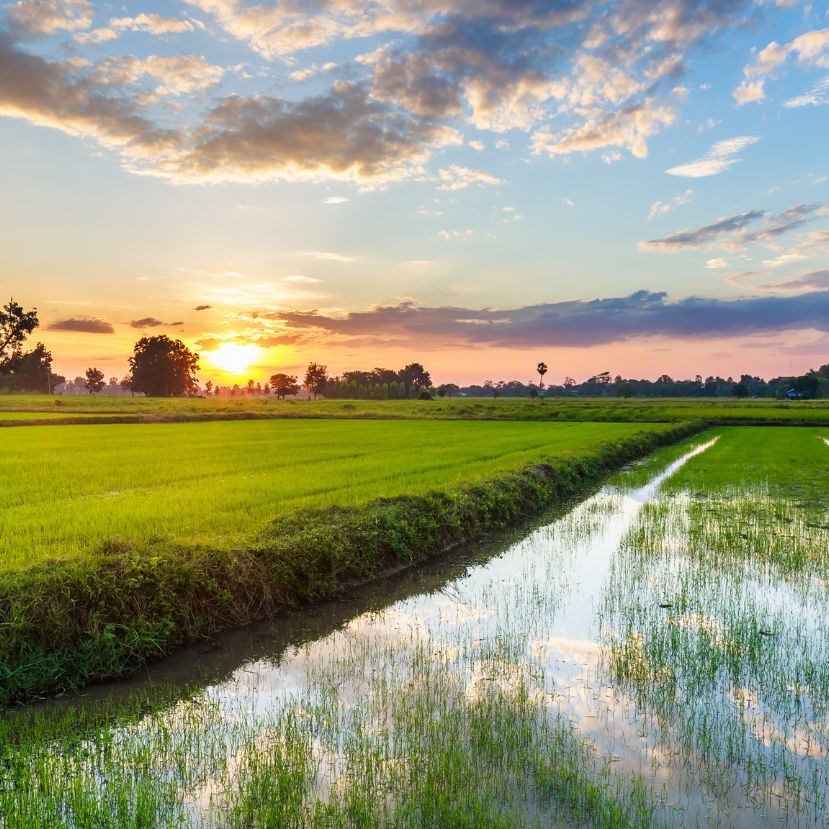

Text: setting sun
xmin=206 ymin=342 xmax=263 ymax=376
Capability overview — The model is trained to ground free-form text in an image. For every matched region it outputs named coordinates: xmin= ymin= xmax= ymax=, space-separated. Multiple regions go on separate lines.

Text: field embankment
xmin=0 ymin=419 xmax=700 ymax=705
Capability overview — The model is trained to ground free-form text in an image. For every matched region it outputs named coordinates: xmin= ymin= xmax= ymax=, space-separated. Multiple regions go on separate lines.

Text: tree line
xmin=3 ymin=298 xmax=828 ymax=399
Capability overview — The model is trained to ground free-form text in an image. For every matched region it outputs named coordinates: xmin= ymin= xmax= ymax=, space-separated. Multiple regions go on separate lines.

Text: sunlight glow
xmin=206 ymin=342 xmax=263 ymax=376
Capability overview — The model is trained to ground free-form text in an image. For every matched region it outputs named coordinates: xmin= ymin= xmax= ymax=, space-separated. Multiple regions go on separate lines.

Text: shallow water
xmin=5 ymin=433 xmax=829 ymax=828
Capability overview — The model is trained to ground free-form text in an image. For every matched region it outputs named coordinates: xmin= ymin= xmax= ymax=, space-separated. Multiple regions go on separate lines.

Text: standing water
xmin=4 ymin=434 xmax=829 ymax=828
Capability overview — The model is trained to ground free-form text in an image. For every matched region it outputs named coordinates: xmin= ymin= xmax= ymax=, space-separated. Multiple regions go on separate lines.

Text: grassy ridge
xmin=2 ymin=394 xmax=829 ymax=425
xmin=0 ymin=421 xmax=700 ymax=705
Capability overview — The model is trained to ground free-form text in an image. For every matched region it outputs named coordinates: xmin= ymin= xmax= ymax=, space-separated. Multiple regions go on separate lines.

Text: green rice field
xmin=3 ymin=426 xmax=828 ymax=827
xmin=1 ymin=394 xmax=829 ymax=426
xmin=0 ymin=419 xmax=655 ymax=570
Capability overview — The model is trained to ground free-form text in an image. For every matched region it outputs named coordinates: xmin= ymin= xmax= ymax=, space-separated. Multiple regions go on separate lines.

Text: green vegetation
xmin=1 ymin=420 xmax=657 ymax=569
xmin=603 ymin=427 xmax=829 ymax=821
xmin=3 ymin=427 xmax=828 ymax=826
xmin=2 ymin=393 xmax=829 ymax=426
xmin=0 ymin=419 xmax=697 ymax=704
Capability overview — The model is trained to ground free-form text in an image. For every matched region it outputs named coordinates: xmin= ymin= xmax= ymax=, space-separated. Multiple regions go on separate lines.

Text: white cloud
xmin=75 ymin=13 xmax=203 ymax=44
xmin=705 ymin=257 xmax=728 ymax=269
xmin=532 ymin=98 xmax=676 ymax=161
xmin=734 ymin=27 xmax=829 ymax=102
xmin=5 ymin=0 xmax=92 ymax=34
xmin=324 ymin=196 xmax=350 ymax=204
xmin=761 ymin=251 xmax=807 ymax=267
xmin=437 ymin=164 xmax=503 ymax=191
xmin=648 ymin=188 xmax=694 ymax=220
xmin=784 ymin=77 xmax=829 ymax=108
xmin=666 ymin=136 xmax=759 ymax=178
xmin=438 ymin=228 xmax=473 ymax=240
xmin=561 ymin=195 xmax=575 ymax=208
xmin=733 ymin=78 xmax=765 ymax=106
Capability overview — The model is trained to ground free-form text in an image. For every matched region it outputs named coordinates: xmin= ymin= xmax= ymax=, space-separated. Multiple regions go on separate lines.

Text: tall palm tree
xmin=537 ymin=362 xmax=548 ymax=389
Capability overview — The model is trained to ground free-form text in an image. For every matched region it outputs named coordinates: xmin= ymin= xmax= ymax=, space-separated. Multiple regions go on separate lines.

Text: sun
xmin=207 ymin=342 xmax=263 ymax=376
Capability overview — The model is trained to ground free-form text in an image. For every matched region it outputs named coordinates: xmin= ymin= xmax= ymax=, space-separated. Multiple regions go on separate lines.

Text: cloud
xmin=193 ymin=304 xmax=212 ymax=311
xmin=532 ymin=98 xmax=676 ymax=160
xmin=262 ymin=288 xmax=829 ymax=348
xmin=641 ymin=202 xmax=826 ymax=251
xmin=761 ymin=251 xmax=807 ymax=267
xmin=734 ymin=27 xmax=829 ymax=103
xmin=438 ymin=228 xmax=473 ymax=240
xmin=759 ymin=269 xmax=829 ymax=293
xmin=47 ymin=317 xmax=114 ymax=333
xmin=296 ymin=250 xmax=356 ymax=262
xmin=640 ymin=209 xmax=765 ymax=250
xmin=93 ymin=54 xmax=225 ymax=96
xmin=324 ymin=196 xmax=350 ymax=204
xmin=162 ymin=82 xmax=461 ymax=184
xmin=784 ymin=76 xmax=829 ymax=108
xmin=5 ymin=0 xmax=92 ymax=35
xmin=283 ymin=275 xmax=321 ymax=283
xmin=437 ymin=164 xmax=504 ymax=191
xmin=648 ymin=188 xmax=694 ymax=219
xmin=130 ymin=317 xmax=165 ymax=328
xmin=666 ymin=136 xmax=759 ymax=178
xmin=705 ymin=257 xmax=728 ymax=269
xmin=0 ymin=0 xmax=771 ymax=186
xmin=733 ymin=78 xmax=765 ymax=105
xmin=75 ymin=13 xmax=204 ymax=45
xmin=0 ymin=34 xmax=181 ymax=163
xmin=642 ymin=202 xmax=826 ymax=251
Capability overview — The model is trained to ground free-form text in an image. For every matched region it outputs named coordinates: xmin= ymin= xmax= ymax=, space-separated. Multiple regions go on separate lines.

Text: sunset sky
xmin=1 ymin=0 xmax=828 ymax=385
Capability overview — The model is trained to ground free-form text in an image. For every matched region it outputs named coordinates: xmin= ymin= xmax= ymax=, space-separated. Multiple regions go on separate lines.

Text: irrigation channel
xmin=5 ymin=432 xmax=829 ymax=827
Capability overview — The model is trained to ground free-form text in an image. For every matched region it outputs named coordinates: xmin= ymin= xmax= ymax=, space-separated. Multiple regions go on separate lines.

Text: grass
xmin=3 ymin=427 xmax=826 ymax=826
xmin=1 ymin=419 xmax=658 ymax=570
xmin=0 ymin=419 xmax=699 ymax=704
xmin=2 ymin=393 xmax=829 ymax=425
xmin=603 ymin=427 xmax=829 ymax=821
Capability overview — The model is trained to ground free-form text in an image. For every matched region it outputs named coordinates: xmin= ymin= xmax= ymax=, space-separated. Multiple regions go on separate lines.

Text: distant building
xmin=786 ymin=388 xmax=805 ymax=400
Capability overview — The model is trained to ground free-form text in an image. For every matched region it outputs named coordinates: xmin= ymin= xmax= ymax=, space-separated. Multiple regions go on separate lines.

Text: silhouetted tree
xmin=127 ymin=335 xmax=199 ymax=397
xmin=303 ymin=363 xmax=328 ymax=399
xmin=537 ymin=362 xmax=548 ymax=389
xmin=399 ymin=362 xmax=432 ymax=391
xmin=0 ymin=298 xmax=39 ymax=372
xmin=269 ymin=372 xmax=300 ymax=399
xmin=204 ymin=380 xmax=213 ymax=396
xmin=85 ymin=367 xmax=105 ymax=395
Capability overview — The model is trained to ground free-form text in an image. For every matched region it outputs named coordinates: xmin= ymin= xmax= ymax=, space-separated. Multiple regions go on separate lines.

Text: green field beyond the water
xmin=1 ymin=394 xmax=829 ymax=425
xmin=0 ymin=419 xmax=655 ymax=570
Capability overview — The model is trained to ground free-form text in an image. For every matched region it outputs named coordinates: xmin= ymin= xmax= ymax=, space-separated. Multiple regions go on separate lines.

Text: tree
xmin=127 ymin=335 xmax=199 ymax=397
xmin=269 ymin=372 xmax=301 ymax=399
xmin=399 ymin=362 xmax=432 ymax=391
xmin=204 ymin=380 xmax=213 ymax=396
xmin=1 ymin=342 xmax=62 ymax=393
xmin=304 ymin=363 xmax=328 ymax=399
xmin=120 ymin=376 xmax=134 ymax=396
xmin=616 ymin=381 xmax=637 ymax=398
xmin=0 ymin=298 xmax=39 ymax=372
xmin=536 ymin=362 xmax=548 ymax=388
xmin=85 ymin=367 xmax=105 ymax=395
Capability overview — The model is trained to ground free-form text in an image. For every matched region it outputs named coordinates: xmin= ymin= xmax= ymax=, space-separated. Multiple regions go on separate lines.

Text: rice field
xmin=0 ymin=419 xmax=653 ymax=570
xmin=1 ymin=394 xmax=829 ymax=426
xmin=3 ymin=426 xmax=828 ymax=827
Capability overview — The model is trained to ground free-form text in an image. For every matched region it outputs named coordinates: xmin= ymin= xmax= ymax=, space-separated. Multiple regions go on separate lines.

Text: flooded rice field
xmin=2 ymin=427 xmax=828 ymax=828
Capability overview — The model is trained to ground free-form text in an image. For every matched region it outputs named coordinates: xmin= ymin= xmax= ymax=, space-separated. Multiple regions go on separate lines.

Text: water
xmin=5 ymin=435 xmax=829 ymax=827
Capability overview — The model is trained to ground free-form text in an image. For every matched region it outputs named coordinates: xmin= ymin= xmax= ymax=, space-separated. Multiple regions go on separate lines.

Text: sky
xmin=1 ymin=0 xmax=828 ymax=385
